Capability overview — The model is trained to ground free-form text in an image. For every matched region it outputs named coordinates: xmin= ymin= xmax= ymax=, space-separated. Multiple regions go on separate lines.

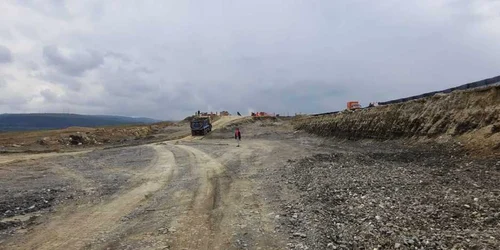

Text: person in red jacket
xmin=235 ymin=128 xmax=241 ymax=147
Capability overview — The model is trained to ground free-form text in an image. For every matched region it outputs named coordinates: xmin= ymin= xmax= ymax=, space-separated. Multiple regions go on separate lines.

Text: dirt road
xmin=1 ymin=117 xmax=499 ymax=249
xmin=0 ymin=117 xmax=297 ymax=249
xmin=1 ymin=141 xmax=296 ymax=249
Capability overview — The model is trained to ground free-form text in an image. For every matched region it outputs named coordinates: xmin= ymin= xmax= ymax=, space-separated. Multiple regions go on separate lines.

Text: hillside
xmin=0 ymin=113 xmax=160 ymax=132
xmin=294 ymin=85 xmax=500 ymax=154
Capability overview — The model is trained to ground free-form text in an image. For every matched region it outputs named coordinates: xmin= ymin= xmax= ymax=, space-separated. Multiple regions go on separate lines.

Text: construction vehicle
xmin=251 ymin=111 xmax=274 ymax=117
xmin=190 ymin=116 xmax=212 ymax=136
xmin=347 ymin=101 xmax=362 ymax=110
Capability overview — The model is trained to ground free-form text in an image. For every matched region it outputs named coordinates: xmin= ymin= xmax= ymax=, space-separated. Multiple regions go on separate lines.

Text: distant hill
xmin=0 ymin=113 xmax=161 ymax=132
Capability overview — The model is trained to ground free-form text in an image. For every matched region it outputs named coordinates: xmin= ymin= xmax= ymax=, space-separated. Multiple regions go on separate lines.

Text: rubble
xmin=274 ymin=144 xmax=500 ymax=249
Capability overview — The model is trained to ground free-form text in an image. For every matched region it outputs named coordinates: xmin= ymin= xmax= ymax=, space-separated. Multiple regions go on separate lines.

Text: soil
xmin=294 ymin=85 xmax=500 ymax=156
xmin=0 ymin=122 xmax=183 ymax=154
xmin=0 ymin=116 xmax=499 ymax=249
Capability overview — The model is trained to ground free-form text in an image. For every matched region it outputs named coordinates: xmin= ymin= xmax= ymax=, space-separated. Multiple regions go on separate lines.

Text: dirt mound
xmin=0 ymin=122 xmax=173 ymax=152
xmin=294 ymin=85 xmax=500 ymax=154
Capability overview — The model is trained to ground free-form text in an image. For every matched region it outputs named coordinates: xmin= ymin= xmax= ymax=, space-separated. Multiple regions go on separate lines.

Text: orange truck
xmin=347 ymin=101 xmax=361 ymax=110
xmin=251 ymin=111 xmax=274 ymax=117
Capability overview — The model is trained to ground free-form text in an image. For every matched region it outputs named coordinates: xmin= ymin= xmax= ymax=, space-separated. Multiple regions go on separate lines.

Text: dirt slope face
xmin=295 ymin=85 xmax=500 ymax=153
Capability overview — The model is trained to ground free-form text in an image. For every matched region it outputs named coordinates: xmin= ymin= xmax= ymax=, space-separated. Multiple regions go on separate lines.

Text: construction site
xmin=0 ymin=78 xmax=499 ymax=250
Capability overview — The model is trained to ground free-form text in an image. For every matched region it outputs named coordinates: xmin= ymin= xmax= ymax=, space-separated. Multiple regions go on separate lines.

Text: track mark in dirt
xmin=164 ymin=141 xmax=288 ymax=250
xmin=0 ymin=150 xmax=92 ymax=165
xmin=5 ymin=145 xmax=176 ymax=250
xmin=167 ymin=144 xmax=226 ymax=250
xmin=211 ymin=176 xmax=221 ymax=210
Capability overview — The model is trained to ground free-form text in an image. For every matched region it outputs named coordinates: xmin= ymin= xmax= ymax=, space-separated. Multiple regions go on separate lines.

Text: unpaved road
xmin=1 ymin=139 xmax=301 ymax=249
xmin=1 ymin=117 xmax=500 ymax=249
xmin=0 ymin=116 xmax=300 ymax=250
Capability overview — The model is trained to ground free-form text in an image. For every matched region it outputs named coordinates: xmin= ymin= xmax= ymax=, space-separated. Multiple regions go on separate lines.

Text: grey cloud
xmin=25 ymin=61 xmax=39 ymax=71
xmin=134 ymin=67 xmax=154 ymax=74
xmin=211 ymin=80 xmax=348 ymax=115
xmin=35 ymin=70 xmax=82 ymax=91
xmin=0 ymin=45 xmax=13 ymax=63
xmin=0 ymin=77 xmax=6 ymax=88
xmin=0 ymin=93 xmax=32 ymax=106
xmin=16 ymin=0 xmax=71 ymax=19
xmin=104 ymin=51 xmax=132 ymax=63
xmin=2 ymin=1 xmax=500 ymax=119
xmin=0 ymin=74 xmax=15 ymax=88
xmin=99 ymin=67 xmax=158 ymax=98
xmin=43 ymin=45 xmax=103 ymax=76
xmin=40 ymin=89 xmax=58 ymax=102
xmin=58 ymin=89 xmax=107 ymax=108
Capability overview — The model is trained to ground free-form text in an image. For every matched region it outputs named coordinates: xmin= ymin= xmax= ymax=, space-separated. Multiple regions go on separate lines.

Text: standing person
xmin=235 ymin=128 xmax=241 ymax=147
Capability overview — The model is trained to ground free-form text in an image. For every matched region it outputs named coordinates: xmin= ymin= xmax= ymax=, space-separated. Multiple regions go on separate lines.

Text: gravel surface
xmin=273 ymin=143 xmax=500 ymax=249
xmin=0 ymin=146 xmax=156 ymax=239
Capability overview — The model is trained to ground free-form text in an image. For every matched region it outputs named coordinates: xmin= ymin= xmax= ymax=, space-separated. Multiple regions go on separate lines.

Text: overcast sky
xmin=1 ymin=0 xmax=499 ymax=120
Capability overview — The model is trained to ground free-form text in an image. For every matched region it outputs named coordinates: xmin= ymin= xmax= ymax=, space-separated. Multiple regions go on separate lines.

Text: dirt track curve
xmin=1 ymin=116 xmax=295 ymax=250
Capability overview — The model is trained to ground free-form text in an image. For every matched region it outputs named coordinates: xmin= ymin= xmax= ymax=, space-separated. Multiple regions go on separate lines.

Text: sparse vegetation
xmin=294 ymin=85 xmax=500 ymax=154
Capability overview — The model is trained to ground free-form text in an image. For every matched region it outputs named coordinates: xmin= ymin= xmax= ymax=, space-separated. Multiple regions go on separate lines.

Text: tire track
xmin=166 ymin=144 xmax=227 ymax=250
xmin=165 ymin=141 xmax=284 ymax=250
xmin=5 ymin=144 xmax=176 ymax=250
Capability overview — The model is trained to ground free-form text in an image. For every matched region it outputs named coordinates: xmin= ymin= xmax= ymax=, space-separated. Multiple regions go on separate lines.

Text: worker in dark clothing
xmin=235 ymin=128 xmax=241 ymax=147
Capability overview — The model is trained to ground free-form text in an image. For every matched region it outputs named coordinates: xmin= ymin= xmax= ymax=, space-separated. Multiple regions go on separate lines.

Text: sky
xmin=0 ymin=0 xmax=499 ymax=120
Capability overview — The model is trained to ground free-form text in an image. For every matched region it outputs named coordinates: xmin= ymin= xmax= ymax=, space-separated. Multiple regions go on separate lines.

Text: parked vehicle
xmin=190 ymin=116 xmax=212 ymax=136
xmin=347 ymin=101 xmax=362 ymax=110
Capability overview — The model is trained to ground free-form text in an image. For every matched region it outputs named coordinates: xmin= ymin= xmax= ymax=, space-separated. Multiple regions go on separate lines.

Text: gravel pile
xmin=276 ymin=148 xmax=500 ymax=249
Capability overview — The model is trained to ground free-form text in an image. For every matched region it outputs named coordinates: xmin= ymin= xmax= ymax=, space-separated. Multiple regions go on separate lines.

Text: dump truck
xmin=190 ymin=116 xmax=212 ymax=136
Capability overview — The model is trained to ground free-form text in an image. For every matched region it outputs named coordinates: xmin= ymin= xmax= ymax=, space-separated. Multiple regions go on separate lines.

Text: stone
xmin=293 ymin=232 xmax=307 ymax=238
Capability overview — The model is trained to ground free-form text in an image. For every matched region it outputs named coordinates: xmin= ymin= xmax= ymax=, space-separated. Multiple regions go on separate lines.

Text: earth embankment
xmin=294 ymin=85 xmax=500 ymax=154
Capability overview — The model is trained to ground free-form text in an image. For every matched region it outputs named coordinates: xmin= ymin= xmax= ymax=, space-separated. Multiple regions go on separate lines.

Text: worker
xmin=235 ymin=128 xmax=241 ymax=147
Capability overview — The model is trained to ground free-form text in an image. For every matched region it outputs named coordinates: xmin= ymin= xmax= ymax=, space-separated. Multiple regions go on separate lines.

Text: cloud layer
xmin=1 ymin=0 xmax=499 ymax=120
xmin=0 ymin=45 xmax=12 ymax=64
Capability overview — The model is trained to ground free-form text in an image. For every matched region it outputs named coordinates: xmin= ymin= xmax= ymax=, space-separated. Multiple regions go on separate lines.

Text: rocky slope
xmin=294 ymin=85 xmax=500 ymax=154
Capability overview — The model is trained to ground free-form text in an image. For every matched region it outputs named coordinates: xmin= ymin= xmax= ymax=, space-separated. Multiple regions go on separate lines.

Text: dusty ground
xmin=0 ymin=116 xmax=499 ymax=249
